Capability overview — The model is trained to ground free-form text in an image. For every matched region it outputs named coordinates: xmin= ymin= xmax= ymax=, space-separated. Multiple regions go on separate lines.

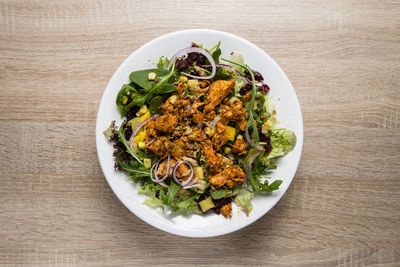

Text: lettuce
xmin=234 ymin=189 xmax=254 ymax=216
xmin=267 ymin=128 xmax=296 ymax=159
xmin=139 ymin=181 xmax=199 ymax=213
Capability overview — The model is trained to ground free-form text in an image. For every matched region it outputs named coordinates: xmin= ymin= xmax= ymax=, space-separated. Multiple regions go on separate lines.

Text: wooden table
xmin=1 ymin=0 xmax=399 ymax=266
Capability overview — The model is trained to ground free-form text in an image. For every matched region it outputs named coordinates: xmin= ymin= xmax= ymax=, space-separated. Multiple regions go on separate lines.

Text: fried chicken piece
xmin=154 ymin=114 xmax=178 ymax=133
xmin=202 ymin=141 xmax=223 ymax=174
xmin=188 ymin=129 xmax=207 ymax=142
xmin=237 ymin=119 xmax=247 ymax=131
xmin=176 ymin=81 xmax=186 ymax=98
xmin=209 ymin=166 xmax=245 ymax=189
xmin=220 ymin=101 xmax=246 ymax=124
xmin=170 ymin=139 xmax=185 ymax=160
xmin=145 ymin=120 xmax=157 ymax=138
xmin=161 ymin=100 xmax=174 ymax=113
xmin=204 ymin=79 xmax=235 ymax=113
xmin=243 ymin=92 xmax=251 ymax=102
xmin=232 ymin=138 xmax=248 ymax=155
xmin=157 ymin=158 xmax=177 ymax=177
xmin=212 ymin=122 xmax=228 ymax=151
xmin=192 ymin=113 xmax=204 ymax=124
xmin=220 ymin=203 xmax=232 ymax=217
xmin=146 ymin=136 xmax=171 ymax=158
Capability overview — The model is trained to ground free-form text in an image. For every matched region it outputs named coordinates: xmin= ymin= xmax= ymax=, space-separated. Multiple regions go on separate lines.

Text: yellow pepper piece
xmin=133 ymin=135 xmax=141 ymax=144
xmin=138 ymin=141 xmax=146 ymax=150
xmin=140 ymin=110 xmax=151 ymax=122
xmin=225 ymin=126 xmax=236 ymax=141
xmin=179 ymin=75 xmax=188 ymax=82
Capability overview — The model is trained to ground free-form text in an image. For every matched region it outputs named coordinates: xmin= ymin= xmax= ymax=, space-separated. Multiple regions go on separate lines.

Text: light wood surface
xmin=1 ymin=0 xmax=400 ymax=266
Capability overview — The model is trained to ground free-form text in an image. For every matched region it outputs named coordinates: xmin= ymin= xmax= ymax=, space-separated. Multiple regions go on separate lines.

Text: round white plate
xmin=96 ymin=29 xmax=303 ymax=237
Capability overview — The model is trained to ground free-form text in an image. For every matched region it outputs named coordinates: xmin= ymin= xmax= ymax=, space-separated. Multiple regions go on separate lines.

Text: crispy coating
xmin=155 ymin=114 xmax=178 ymax=133
xmin=170 ymin=139 xmax=185 ymax=160
xmin=202 ymin=141 xmax=223 ymax=174
xmin=146 ymin=136 xmax=171 ymax=158
xmin=146 ymin=120 xmax=157 ymax=138
xmin=204 ymin=79 xmax=235 ymax=113
xmin=243 ymin=92 xmax=251 ymax=102
xmin=220 ymin=101 xmax=246 ymax=124
xmin=188 ymin=129 xmax=207 ymax=142
xmin=220 ymin=203 xmax=232 ymax=217
xmin=161 ymin=100 xmax=174 ymax=113
xmin=209 ymin=166 xmax=245 ymax=188
xmin=176 ymin=81 xmax=186 ymax=98
xmin=237 ymin=119 xmax=247 ymax=131
xmin=157 ymin=158 xmax=177 ymax=177
xmin=232 ymin=138 xmax=248 ymax=155
xmin=212 ymin=122 xmax=228 ymax=151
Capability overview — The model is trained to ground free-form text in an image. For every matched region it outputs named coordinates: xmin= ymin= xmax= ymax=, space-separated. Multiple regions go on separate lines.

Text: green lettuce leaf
xmin=267 ymin=128 xmax=296 ymax=159
xmin=210 ymin=188 xmax=229 ymax=200
xmin=234 ymin=189 xmax=254 ymax=216
xmin=259 ymin=179 xmax=283 ymax=192
xmin=166 ymin=182 xmax=180 ymax=205
xmin=143 ymin=198 xmax=164 ymax=208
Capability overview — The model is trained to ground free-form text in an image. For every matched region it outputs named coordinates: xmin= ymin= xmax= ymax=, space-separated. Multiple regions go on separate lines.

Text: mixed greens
xmin=104 ymin=42 xmax=296 ymax=217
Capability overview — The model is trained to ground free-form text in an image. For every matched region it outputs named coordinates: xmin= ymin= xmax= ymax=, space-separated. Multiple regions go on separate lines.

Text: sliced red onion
xmin=157 ymin=154 xmax=171 ymax=182
xmin=209 ymin=116 xmax=221 ymax=128
xmin=167 ymin=47 xmax=216 ymax=80
xmin=172 ymin=161 xmax=194 ymax=186
xmin=129 ymin=115 xmax=160 ymax=147
xmin=145 ymin=138 xmax=156 ymax=146
xmin=245 ymin=125 xmax=264 ymax=150
xmin=242 ymin=149 xmax=262 ymax=188
xmin=183 ymin=177 xmax=201 ymax=189
xmin=150 ymin=159 xmax=168 ymax=188
xmin=186 ymin=104 xmax=191 ymax=111
xmin=201 ymin=63 xmax=243 ymax=77
xmin=150 ymin=159 xmax=161 ymax=183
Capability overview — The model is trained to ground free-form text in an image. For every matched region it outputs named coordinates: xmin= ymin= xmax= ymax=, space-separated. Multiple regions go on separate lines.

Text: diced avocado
xmin=143 ymin=158 xmax=151 ymax=169
xmin=199 ymin=197 xmax=215 ymax=212
xmin=194 ymin=166 xmax=204 ymax=180
xmin=127 ymin=117 xmax=140 ymax=131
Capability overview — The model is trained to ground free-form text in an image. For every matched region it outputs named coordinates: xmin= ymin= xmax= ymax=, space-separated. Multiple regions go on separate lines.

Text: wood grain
xmin=1 ymin=0 xmax=400 ymax=266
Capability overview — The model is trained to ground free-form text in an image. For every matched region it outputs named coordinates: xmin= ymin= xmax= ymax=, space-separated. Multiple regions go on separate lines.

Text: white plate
xmin=96 ymin=29 xmax=303 ymax=237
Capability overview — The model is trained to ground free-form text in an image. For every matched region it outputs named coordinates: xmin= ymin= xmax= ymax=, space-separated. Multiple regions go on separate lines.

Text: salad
xmin=104 ymin=42 xmax=296 ymax=218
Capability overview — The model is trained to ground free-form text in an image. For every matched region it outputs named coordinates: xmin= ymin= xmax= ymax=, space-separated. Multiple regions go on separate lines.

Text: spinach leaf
xmin=149 ymin=96 xmax=164 ymax=114
xmin=116 ymin=84 xmax=137 ymax=116
xmin=153 ymin=83 xmax=177 ymax=95
xmin=129 ymin=68 xmax=169 ymax=90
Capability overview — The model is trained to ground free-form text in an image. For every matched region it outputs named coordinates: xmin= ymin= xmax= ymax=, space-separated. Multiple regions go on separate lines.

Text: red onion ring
xmin=150 ymin=159 xmax=161 ymax=183
xmin=209 ymin=116 xmax=221 ymax=128
xmin=183 ymin=177 xmax=200 ymax=189
xmin=145 ymin=138 xmax=156 ymax=146
xmin=155 ymin=154 xmax=171 ymax=182
xmin=150 ymin=159 xmax=168 ymax=188
xmin=245 ymin=125 xmax=264 ymax=150
xmin=172 ymin=161 xmax=194 ymax=186
xmin=167 ymin=47 xmax=216 ymax=80
xmin=129 ymin=115 xmax=160 ymax=147
xmin=242 ymin=149 xmax=262 ymax=188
